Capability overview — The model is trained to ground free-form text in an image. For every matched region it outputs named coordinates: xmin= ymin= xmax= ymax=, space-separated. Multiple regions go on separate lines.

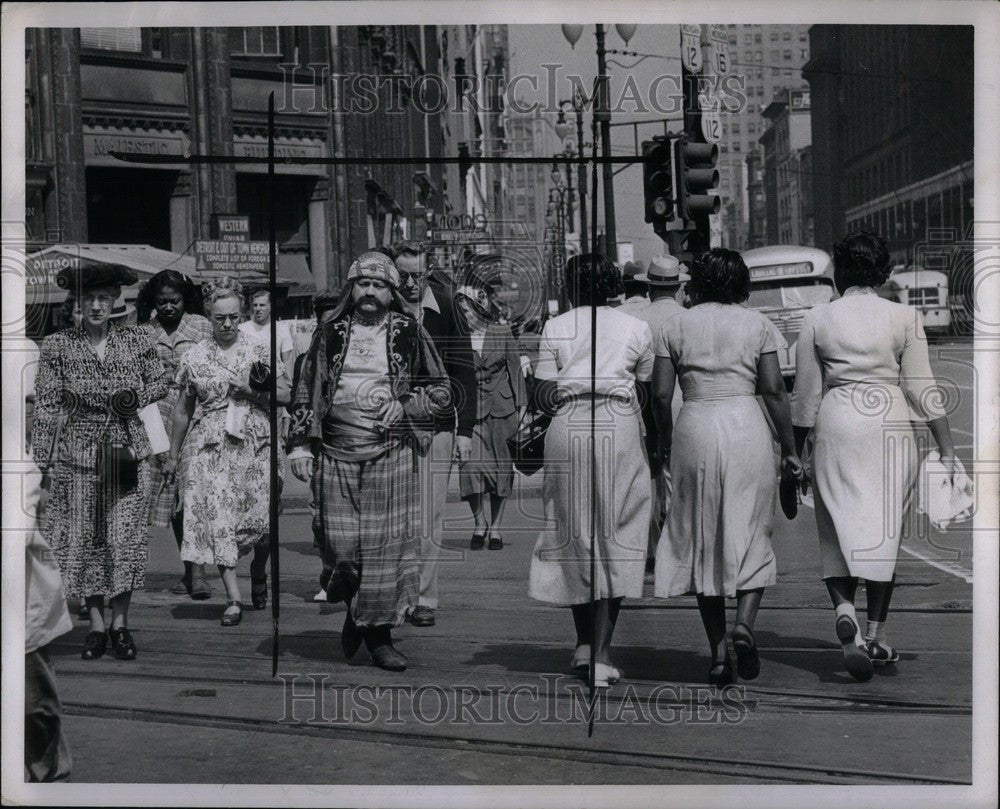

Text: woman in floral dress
xmin=163 ymin=277 xmax=289 ymax=626
xmin=32 ymin=264 xmax=168 ymax=661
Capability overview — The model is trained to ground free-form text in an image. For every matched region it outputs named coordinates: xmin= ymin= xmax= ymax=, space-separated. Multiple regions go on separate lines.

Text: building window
xmin=772 ymin=67 xmax=780 ymax=76
xmin=783 ymin=31 xmax=792 ymax=41
xmin=800 ymin=48 xmax=809 ymax=59
xmin=230 ymin=27 xmax=281 ymax=57
xmin=754 ymin=33 xmax=762 ymax=44
xmin=80 ymin=28 xmax=142 ymax=52
xmin=771 ymin=49 xmax=780 ymax=61
xmin=783 ymin=50 xmax=792 ymax=60
xmin=745 ymin=34 xmax=753 ymax=44
xmin=770 ymin=31 xmax=780 ymax=41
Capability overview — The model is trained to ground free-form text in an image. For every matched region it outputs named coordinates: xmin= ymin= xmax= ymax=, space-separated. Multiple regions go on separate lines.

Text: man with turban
xmin=287 ymin=251 xmax=449 ymax=670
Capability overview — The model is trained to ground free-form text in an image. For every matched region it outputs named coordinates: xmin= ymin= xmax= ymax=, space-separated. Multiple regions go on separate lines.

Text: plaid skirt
xmin=314 ymin=443 xmax=419 ymax=628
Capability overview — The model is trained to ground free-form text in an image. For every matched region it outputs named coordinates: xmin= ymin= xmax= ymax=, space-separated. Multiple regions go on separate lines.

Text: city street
xmin=45 ymin=340 xmax=975 ymax=786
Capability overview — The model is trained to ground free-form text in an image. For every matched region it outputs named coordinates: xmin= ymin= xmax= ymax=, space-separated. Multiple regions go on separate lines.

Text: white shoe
xmin=570 ymin=644 xmax=591 ymax=671
xmin=593 ymin=663 xmax=622 ymax=688
xmin=312 ymin=588 xmax=326 ymax=603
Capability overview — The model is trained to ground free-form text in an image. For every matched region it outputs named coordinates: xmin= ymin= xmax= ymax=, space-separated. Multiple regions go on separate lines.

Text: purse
xmin=96 ymin=440 xmax=139 ymax=490
xmin=506 ymin=409 xmax=551 ymax=476
xmin=249 ymin=360 xmax=273 ymax=392
xmin=779 ymin=465 xmax=798 ymax=520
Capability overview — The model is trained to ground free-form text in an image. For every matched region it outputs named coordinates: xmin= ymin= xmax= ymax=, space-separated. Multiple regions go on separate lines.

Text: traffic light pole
xmin=595 ymin=25 xmax=618 ymax=262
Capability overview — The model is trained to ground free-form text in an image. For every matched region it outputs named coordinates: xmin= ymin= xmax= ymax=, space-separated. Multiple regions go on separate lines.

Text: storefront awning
xmin=25 ymin=243 xmax=293 ymax=306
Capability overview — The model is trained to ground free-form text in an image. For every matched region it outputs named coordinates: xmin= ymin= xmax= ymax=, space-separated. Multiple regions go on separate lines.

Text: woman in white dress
xmin=792 ymin=232 xmax=958 ymax=681
xmin=528 ymin=254 xmax=654 ymax=688
xmin=652 ymin=248 xmax=802 ymax=687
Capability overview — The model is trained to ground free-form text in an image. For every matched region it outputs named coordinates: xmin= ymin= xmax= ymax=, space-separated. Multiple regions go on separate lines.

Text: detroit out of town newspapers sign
xmin=194 ymin=239 xmax=269 ymax=274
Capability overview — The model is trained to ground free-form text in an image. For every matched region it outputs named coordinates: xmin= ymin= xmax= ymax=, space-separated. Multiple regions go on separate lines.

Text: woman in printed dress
xmin=163 ymin=276 xmax=289 ymax=626
xmin=138 ymin=269 xmax=213 ymax=599
xmin=32 ymin=264 xmax=168 ymax=661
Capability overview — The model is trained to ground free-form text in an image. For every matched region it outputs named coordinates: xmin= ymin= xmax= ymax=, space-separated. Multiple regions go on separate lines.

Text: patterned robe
xmin=32 ymin=324 xmax=168 ymax=598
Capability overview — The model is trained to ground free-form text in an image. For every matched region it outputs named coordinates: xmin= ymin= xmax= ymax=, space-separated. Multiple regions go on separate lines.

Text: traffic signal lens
xmin=653 ymin=197 xmax=670 ymax=216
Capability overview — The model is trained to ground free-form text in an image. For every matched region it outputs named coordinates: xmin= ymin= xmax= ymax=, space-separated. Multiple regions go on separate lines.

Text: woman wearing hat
xmin=138 ymin=270 xmax=214 ymax=600
xmin=454 ymin=278 xmax=527 ymax=550
xmin=651 ymin=248 xmax=801 ymax=686
xmin=32 ymin=264 xmax=169 ymax=661
xmin=162 ymin=276 xmax=289 ymax=627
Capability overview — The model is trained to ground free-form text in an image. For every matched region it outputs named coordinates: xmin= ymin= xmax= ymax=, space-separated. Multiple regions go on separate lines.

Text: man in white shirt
xmin=239 ymin=289 xmax=294 ymax=377
xmin=618 ymin=255 xmax=689 ymax=569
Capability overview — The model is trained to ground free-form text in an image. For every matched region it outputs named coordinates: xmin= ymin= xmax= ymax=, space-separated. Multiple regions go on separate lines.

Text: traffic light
xmin=674 ymin=137 xmax=720 ymax=224
xmin=642 ymin=137 xmax=674 ymax=234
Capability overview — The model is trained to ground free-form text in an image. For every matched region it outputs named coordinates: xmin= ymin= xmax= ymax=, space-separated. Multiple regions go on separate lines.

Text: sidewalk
xmin=47 ymin=473 xmax=973 ymax=785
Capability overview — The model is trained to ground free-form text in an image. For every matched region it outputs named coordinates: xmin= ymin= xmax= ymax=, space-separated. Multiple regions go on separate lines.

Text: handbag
xmin=506 ymin=409 xmax=551 ymax=476
xmin=96 ymin=440 xmax=139 ymax=490
xmin=248 ymin=360 xmax=273 ymax=392
xmin=779 ymin=465 xmax=798 ymax=520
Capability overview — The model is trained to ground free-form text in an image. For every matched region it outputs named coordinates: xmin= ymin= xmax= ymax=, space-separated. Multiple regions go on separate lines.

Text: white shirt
xmin=239 ymin=318 xmax=293 ymax=356
xmin=535 ymin=306 xmax=654 ymax=399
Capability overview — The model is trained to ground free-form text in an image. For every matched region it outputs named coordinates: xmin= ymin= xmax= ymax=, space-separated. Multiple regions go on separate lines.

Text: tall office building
xmin=715 ymin=24 xmax=812 ymax=250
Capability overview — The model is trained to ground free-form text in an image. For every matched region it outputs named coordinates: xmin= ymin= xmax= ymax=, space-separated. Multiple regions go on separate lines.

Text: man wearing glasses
xmin=390 ymin=240 xmax=477 ymax=628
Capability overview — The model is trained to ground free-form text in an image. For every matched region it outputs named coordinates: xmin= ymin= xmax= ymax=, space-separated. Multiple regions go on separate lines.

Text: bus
xmin=741 ymin=245 xmax=837 ymax=382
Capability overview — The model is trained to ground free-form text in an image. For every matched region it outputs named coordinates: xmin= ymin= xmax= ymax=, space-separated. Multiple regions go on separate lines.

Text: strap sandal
xmin=220 ymin=600 xmax=243 ymax=627
xmin=865 ymin=639 xmax=900 ymax=667
xmin=732 ymin=623 xmax=761 ymax=681
xmin=836 ymin=614 xmax=874 ymax=682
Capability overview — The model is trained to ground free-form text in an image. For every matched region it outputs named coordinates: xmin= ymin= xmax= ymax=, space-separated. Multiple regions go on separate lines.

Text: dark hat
xmin=56 ymin=263 xmax=138 ymax=292
xmin=622 ymin=261 xmax=646 ymax=282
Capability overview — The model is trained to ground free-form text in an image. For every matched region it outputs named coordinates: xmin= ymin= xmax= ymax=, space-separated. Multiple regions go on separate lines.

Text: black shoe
xmin=341 ymin=602 xmax=363 ymax=659
xmin=732 ymin=623 xmax=761 ymax=681
xmin=251 ymin=577 xmax=268 ymax=610
xmin=411 ymin=606 xmax=436 ymax=627
xmin=370 ymin=642 xmax=408 ymax=671
xmin=110 ymin=627 xmax=137 ymax=660
xmin=487 ymin=534 xmax=503 ymax=550
xmin=470 ymin=533 xmax=486 ymax=550
xmin=77 ymin=603 xmax=91 ymax=621
xmin=169 ymin=575 xmax=192 ymax=596
xmin=82 ymin=630 xmax=108 ymax=660
xmin=708 ymin=656 xmax=734 ymax=688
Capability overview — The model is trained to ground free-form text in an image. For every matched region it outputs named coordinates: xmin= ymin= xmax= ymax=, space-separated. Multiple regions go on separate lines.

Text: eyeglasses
xmin=81 ymin=293 xmax=116 ymax=307
xmin=211 ymin=314 xmax=240 ymax=325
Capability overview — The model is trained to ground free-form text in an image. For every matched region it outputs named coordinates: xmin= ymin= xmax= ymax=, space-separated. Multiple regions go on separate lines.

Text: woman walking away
xmin=791 ymin=231 xmax=958 ymax=681
xmin=652 ymin=248 xmax=801 ymax=687
xmin=528 ymin=254 xmax=654 ymax=689
xmin=138 ymin=270 xmax=212 ymax=599
xmin=32 ymin=264 xmax=168 ymax=660
xmin=454 ymin=276 xmax=527 ymax=551
xmin=163 ymin=276 xmax=289 ymax=626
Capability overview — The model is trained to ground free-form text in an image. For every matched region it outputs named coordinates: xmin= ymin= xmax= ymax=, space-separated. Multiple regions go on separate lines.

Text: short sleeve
xmin=759 ymin=314 xmax=787 ymax=354
xmin=533 ymin=320 xmax=560 ymax=381
xmin=633 ymin=321 xmax=655 ymax=382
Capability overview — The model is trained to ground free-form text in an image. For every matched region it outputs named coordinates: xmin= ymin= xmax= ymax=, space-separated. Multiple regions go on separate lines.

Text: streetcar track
xmin=53 ymin=663 xmax=972 ymax=717
xmin=59 ymin=700 xmax=970 ymax=786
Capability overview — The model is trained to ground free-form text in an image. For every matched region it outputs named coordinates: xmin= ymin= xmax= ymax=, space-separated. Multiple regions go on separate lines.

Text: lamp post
xmin=556 ymin=93 xmax=589 ymax=249
xmin=560 ymin=25 xmax=634 ymax=261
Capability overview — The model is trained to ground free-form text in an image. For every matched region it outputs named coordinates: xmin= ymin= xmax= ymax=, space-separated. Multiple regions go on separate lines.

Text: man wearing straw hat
xmin=287 ymin=251 xmax=449 ymax=671
xmin=619 ymin=254 xmax=690 ymax=568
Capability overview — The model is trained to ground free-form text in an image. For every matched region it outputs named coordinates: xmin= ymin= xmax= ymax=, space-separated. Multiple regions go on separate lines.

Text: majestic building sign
xmin=83 ymin=127 xmax=188 ymax=168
